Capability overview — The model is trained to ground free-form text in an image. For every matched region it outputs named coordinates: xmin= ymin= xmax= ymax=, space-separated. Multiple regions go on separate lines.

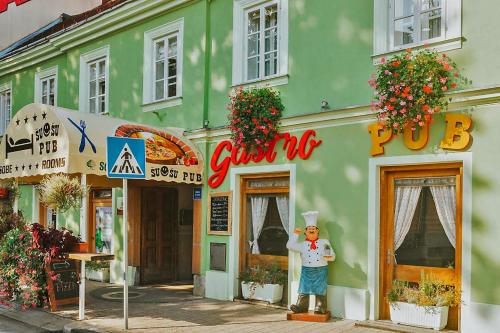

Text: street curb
xmin=0 ymin=304 xmax=107 ymax=333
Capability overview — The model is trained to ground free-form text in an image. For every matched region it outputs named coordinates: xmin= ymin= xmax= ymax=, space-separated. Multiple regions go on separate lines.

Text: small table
xmin=68 ymin=253 xmax=114 ymax=320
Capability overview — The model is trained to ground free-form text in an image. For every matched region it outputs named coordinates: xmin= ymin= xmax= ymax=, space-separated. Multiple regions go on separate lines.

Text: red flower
xmin=423 ymin=85 xmax=432 ymax=94
xmin=422 ymin=105 xmax=430 ymax=111
xmin=451 ymin=83 xmax=457 ymax=89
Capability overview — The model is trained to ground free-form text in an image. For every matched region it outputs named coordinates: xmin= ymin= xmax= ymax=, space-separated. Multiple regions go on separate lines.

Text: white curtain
xmin=430 ymin=186 xmax=456 ymax=248
xmin=275 ymin=196 xmax=289 ymax=235
xmin=250 ymin=196 xmax=269 ymax=254
xmin=394 ymin=186 xmax=422 ymax=251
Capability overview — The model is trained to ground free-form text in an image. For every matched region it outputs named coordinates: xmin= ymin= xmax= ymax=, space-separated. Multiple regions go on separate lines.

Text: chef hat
xmin=302 ymin=211 xmax=319 ymax=228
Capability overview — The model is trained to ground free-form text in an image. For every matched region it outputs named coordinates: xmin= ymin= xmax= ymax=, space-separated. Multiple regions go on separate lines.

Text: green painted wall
xmin=17 ymin=185 xmax=33 ymax=222
xmin=207 ymin=0 xmax=374 ymax=127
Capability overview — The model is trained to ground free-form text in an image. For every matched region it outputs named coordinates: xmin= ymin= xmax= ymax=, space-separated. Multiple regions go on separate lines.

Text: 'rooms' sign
xmin=0 ymin=0 xmax=30 ymax=13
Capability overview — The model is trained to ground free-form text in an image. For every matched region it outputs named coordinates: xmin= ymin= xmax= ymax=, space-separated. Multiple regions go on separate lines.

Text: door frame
xmin=88 ymin=190 xmax=113 ymax=253
xmin=238 ymin=172 xmax=290 ymax=275
xmin=379 ymin=163 xmax=462 ymax=328
xmin=367 ymin=153 xmax=472 ymax=325
xmin=228 ymin=164 xmax=296 ymax=305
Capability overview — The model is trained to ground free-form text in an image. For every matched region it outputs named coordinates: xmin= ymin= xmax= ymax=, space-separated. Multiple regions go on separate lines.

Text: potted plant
xmin=239 ymin=263 xmax=287 ymax=304
xmin=85 ymin=260 xmax=110 ymax=283
xmin=37 ymin=174 xmax=87 ymax=212
xmin=387 ymin=275 xmax=461 ymax=330
xmin=228 ymin=87 xmax=284 ymax=152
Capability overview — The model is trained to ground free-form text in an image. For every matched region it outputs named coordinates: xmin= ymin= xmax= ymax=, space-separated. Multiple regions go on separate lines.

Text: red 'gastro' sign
xmin=209 ymin=130 xmax=322 ymax=188
xmin=0 ymin=0 xmax=30 ymax=13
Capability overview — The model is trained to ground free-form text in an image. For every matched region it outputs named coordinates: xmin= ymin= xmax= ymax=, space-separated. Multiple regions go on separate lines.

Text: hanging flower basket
xmin=37 ymin=174 xmax=87 ymax=212
xmin=228 ymin=87 xmax=284 ymax=151
xmin=369 ymin=49 xmax=470 ymax=134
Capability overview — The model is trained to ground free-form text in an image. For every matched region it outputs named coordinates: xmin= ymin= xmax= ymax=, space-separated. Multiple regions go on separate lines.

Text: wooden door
xmin=140 ymin=187 xmax=178 ymax=284
xmin=88 ymin=190 xmax=112 ymax=253
xmin=380 ymin=164 xmax=462 ymax=330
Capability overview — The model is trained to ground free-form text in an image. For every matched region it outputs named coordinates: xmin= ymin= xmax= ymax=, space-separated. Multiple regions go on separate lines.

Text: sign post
xmin=107 ymin=137 xmax=146 ymax=330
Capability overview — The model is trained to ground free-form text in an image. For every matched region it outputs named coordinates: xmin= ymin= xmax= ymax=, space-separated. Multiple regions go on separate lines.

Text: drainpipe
xmin=202 ymin=0 xmax=212 ymax=129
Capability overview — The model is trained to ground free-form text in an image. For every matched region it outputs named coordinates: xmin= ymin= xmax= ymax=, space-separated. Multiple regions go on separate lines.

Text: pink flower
xmin=442 ymin=86 xmax=448 ymax=91
xmin=439 ymin=77 xmax=447 ymax=84
xmin=419 ymin=121 xmax=425 ymax=126
xmin=393 ymin=122 xmax=399 ymax=128
xmin=400 ymin=108 xmax=407 ymax=114
xmin=381 ymin=57 xmax=386 ymax=64
xmin=407 ymin=95 xmax=413 ymax=101
xmin=392 ymin=111 xmax=398 ymax=116
xmin=384 ymin=70 xmax=391 ymax=75
xmin=416 ymin=114 xmax=422 ymax=120
xmin=400 ymin=101 xmax=406 ymax=106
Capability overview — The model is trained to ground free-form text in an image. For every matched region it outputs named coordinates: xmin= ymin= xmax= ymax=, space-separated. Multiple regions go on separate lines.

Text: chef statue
xmin=287 ymin=211 xmax=335 ymax=315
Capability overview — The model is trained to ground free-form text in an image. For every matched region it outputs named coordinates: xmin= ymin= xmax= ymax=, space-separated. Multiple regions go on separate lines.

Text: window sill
xmin=232 ymin=74 xmax=289 ymax=89
xmin=372 ymin=37 xmax=463 ymax=65
xmin=142 ymin=97 xmax=182 ymax=112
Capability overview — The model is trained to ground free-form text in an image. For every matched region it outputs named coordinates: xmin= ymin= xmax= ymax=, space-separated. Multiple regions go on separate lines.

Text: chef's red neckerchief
xmin=306 ymin=238 xmax=318 ymax=250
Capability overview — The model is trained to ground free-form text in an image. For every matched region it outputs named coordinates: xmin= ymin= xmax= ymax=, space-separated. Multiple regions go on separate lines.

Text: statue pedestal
xmin=286 ymin=311 xmax=331 ymax=322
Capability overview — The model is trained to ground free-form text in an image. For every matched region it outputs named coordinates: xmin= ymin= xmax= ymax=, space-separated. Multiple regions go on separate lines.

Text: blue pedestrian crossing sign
xmin=107 ymin=137 xmax=146 ymax=179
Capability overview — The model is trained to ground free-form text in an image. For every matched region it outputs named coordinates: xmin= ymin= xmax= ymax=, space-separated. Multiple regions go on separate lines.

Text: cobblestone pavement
xmin=52 ymin=281 xmax=389 ymax=333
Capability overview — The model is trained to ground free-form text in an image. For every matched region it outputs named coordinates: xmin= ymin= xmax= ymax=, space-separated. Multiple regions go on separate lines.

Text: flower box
xmin=390 ymin=301 xmax=449 ymax=330
xmin=85 ymin=268 xmax=110 ymax=283
xmin=241 ymin=282 xmax=283 ymax=304
xmin=72 ymin=242 xmax=88 ymax=253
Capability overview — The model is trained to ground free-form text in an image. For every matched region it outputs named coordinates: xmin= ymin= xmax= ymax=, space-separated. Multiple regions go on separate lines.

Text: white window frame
xmin=79 ymin=46 xmax=110 ymax=115
xmin=373 ymin=0 xmax=462 ymax=62
xmin=232 ymin=0 xmax=288 ymax=87
xmin=0 ymin=82 xmax=12 ymax=136
xmin=34 ymin=66 xmax=58 ymax=106
xmin=142 ymin=18 xmax=184 ymax=112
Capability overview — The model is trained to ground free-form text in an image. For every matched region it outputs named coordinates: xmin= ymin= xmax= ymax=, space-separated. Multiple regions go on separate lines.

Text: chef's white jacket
xmin=286 ymin=233 xmax=335 ymax=267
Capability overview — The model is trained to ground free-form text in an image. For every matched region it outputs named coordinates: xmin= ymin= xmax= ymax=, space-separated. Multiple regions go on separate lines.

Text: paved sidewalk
xmin=54 ymin=281 xmax=387 ymax=332
xmin=2 ymin=281 xmax=390 ymax=333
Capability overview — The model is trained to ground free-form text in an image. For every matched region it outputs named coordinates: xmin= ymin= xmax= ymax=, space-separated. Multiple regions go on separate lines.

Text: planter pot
xmin=85 ymin=268 xmax=110 ymax=283
xmin=241 ymin=282 xmax=283 ymax=304
xmin=390 ymin=301 xmax=449 ymax=330
xmin=72 ymin=242 xmax=89 ymax=253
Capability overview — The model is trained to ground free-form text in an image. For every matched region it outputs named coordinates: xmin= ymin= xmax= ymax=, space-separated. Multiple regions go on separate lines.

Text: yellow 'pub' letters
xmin=368 ymin=113 xmax=472 ymax=156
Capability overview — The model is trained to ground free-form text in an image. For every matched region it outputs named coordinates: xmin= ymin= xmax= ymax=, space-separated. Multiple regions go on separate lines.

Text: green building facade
xmin=1 ymin=0 xmax=500 ymax=331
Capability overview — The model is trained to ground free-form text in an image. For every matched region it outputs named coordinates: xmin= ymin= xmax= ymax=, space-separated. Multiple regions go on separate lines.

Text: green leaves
xmin=370 ymin=49 xmax=469 ymax=135
xmin=228 ymin=87 xmax=284 ymax=151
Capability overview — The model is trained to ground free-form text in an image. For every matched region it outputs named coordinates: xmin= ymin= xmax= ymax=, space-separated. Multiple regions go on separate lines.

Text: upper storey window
xmin=233 ymin=0 xmax=288 ymax=87
xmin=373 ymin=0 xmax=461 ymax=60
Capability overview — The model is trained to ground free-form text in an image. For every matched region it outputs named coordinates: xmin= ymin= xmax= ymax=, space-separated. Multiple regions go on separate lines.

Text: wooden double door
xmin=140 ymin=187 xmax=178 ymax=284
xmin=380 ymin=164 xmax=462 ymax=330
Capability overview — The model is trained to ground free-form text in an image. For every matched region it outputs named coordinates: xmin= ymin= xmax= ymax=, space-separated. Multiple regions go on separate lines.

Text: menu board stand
xmin=46 ymin=259 xmax=80 ymax=311
xmin=207 ymin=191 xmax=232 ymax=235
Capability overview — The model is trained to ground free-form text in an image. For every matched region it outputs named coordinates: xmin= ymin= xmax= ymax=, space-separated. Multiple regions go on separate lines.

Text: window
xmin=143 ymin=19 xmax=184 ymax=111
xmin=79 ymin=46 xmax=110 ymax=114
xmin=35 ymin=66 xmax=57 ymax=106
xmin=233 ymin=0 xmax=288 ymax=86
xmin=91 ymin=190 xmax=113 ymax=254
xmin=394 ymin=177 xmax=456 ymax=268
xmin=0 ymin=83 xmax=11 ymax=136
xmin=240 ymin=175 xmax=290 ymax=271
xmin=391 ymin=0 xmax=443 ymax=48
xmin=373 ymin=0 xmax=461 ymax=58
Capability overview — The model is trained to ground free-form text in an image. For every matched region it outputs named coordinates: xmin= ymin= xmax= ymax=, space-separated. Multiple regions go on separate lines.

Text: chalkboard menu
xmin=207 ymin=191 xmax=232 ymax=235
xmin=46 ymin=259 xmax=79 ymax=311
